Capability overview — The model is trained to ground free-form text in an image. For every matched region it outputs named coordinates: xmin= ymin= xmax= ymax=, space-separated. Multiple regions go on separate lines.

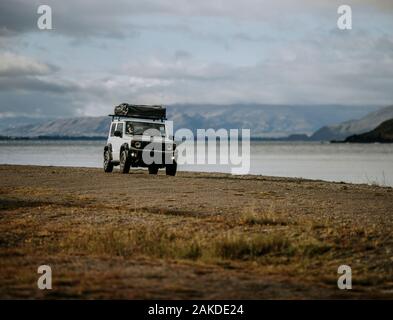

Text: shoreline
xmin=0 ymin=163 xmax=392 ymax=189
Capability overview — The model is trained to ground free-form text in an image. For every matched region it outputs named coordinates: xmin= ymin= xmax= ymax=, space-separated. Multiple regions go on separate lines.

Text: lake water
xmin=1 ymin=140 xmax=392 ymax=186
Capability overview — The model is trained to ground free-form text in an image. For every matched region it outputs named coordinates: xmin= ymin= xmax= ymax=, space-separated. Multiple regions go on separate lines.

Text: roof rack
xmin=111 ymin=103 xmax=166 ymax=121
xmin=108 ymin=114 xmax=166 ymax=121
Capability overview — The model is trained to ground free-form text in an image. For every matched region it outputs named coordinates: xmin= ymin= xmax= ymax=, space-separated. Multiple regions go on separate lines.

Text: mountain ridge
xmin=0 ymin=104 xmax=378 ymax=138
xmin=310 ymin=105 xmax=393 ymax=141
xmin=344 ymin=118 xmax=393 ymax=143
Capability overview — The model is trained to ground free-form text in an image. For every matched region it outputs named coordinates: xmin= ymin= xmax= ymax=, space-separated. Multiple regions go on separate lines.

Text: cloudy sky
xmin=0 ymin=0 xmax=393 ymax=118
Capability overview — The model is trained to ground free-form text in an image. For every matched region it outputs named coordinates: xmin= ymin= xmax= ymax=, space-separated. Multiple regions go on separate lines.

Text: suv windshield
xmin=125 ymin=121 xmax=165 ymax=137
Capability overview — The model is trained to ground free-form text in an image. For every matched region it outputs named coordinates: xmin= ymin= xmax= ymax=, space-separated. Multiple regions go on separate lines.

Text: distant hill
xmin=5 ymin=116 xmax=110 ymax=138
xmin=168 ymin=104 xmax=378 ymax=138
xmin=0 ymin=104 xmax=377 ymax=138
xmin=0 ymin=116 xmax=54 ymax=132
xmin=344 ymin=119 xmax=393 ymax=143
xmin=310 ymin=105 xmax=393 ymax=141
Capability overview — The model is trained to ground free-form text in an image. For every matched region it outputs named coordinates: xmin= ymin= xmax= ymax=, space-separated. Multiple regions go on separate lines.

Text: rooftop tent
xmin=113 ymin=103 xmax=166 ymax=120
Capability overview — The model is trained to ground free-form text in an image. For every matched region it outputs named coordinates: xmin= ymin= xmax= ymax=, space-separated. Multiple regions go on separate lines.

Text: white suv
xmin=103 ymin=105 xmax=177 ymax=175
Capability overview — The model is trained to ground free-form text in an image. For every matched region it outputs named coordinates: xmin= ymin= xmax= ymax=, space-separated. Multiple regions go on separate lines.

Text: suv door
xmin=111 ymin=122 xmax=124 ymax=161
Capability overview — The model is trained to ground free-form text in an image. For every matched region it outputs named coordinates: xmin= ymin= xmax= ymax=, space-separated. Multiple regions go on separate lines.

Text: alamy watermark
xmin=37 ymin=265 xmax=52 ymax=290
xmin=37 ymin=4 xmax=352 ymax=32
xmin=37 ymin=5 xmax=52 ymax=30
xmin=337 ymin=264 xmax=352 ymax=290
xmin=139 ymin=122 xmax=251 ymax=175
xmin=35 ymin=263 xmax=354 ymax=291
xmin=337 ymin=5 xmax=352 ymax=30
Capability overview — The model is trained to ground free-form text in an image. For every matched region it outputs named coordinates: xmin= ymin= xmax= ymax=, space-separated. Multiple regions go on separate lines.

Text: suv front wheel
xmin=148 ymin=165 xmax=159 ymax=175
xmin=103 ymin=149 xmax=114 ymax=173
xmin=166 ymin=161 xmax=177 ymax=176
xmin=119 ymin=150 xmax=131 ymax=174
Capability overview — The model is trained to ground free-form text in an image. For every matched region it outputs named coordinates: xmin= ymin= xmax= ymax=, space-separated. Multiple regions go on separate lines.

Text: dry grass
xmin=64 ymin=226 xmax=203 ymax=260
xmin=57 ymin=215 xmax=336 ymax=264
xmin=213 ymin=233 xmax=292 ymax=260
xmin=239 ymin=205 xmax=289 ymax=226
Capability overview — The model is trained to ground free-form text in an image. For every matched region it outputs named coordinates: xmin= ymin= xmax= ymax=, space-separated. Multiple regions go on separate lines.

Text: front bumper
xmin=128 ymin=147 xmax=177 ymax=167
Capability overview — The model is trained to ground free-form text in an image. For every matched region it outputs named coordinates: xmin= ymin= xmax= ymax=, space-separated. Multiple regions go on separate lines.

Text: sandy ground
xmin=0 ymin=164 xmax=392 ymax=299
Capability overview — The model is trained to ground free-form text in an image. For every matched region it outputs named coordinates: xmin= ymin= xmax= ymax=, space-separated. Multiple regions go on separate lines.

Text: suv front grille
xmin=131 ymin=141 xmax=174 ymax=151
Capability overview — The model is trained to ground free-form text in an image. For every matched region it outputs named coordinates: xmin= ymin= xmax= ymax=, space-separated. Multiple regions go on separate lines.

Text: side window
xmin=116 ymin=122 xmax=124 ymax=135
xmin=110 ymin=123 xmax=116 ymax=136
xmin=126 ymin=122 xmax=134 ymax=135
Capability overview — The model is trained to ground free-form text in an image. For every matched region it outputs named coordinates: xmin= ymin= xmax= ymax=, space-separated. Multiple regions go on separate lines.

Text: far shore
xmin=0 ymin=135 xmax=317 ymax=141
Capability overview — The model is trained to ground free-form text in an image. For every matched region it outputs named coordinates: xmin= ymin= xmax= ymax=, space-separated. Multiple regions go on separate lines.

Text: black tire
xmin=148 ymin=165 xmax=159 ymax=175
xmin=119 ymin=150 xmax=131 ymax=174
xmin=103 ymin=149 xmax=114 ymax=173
xmin=166 ymin=161 xmax=177 ymax=176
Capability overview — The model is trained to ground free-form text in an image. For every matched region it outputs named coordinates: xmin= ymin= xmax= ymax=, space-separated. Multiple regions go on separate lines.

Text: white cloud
xmin=0 ymin=52 xmax=54 ymax=76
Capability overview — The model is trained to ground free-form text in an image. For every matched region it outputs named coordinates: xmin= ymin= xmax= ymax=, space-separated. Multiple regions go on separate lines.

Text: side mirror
xmin=114 ymin=130 xmax=122 ymax=138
